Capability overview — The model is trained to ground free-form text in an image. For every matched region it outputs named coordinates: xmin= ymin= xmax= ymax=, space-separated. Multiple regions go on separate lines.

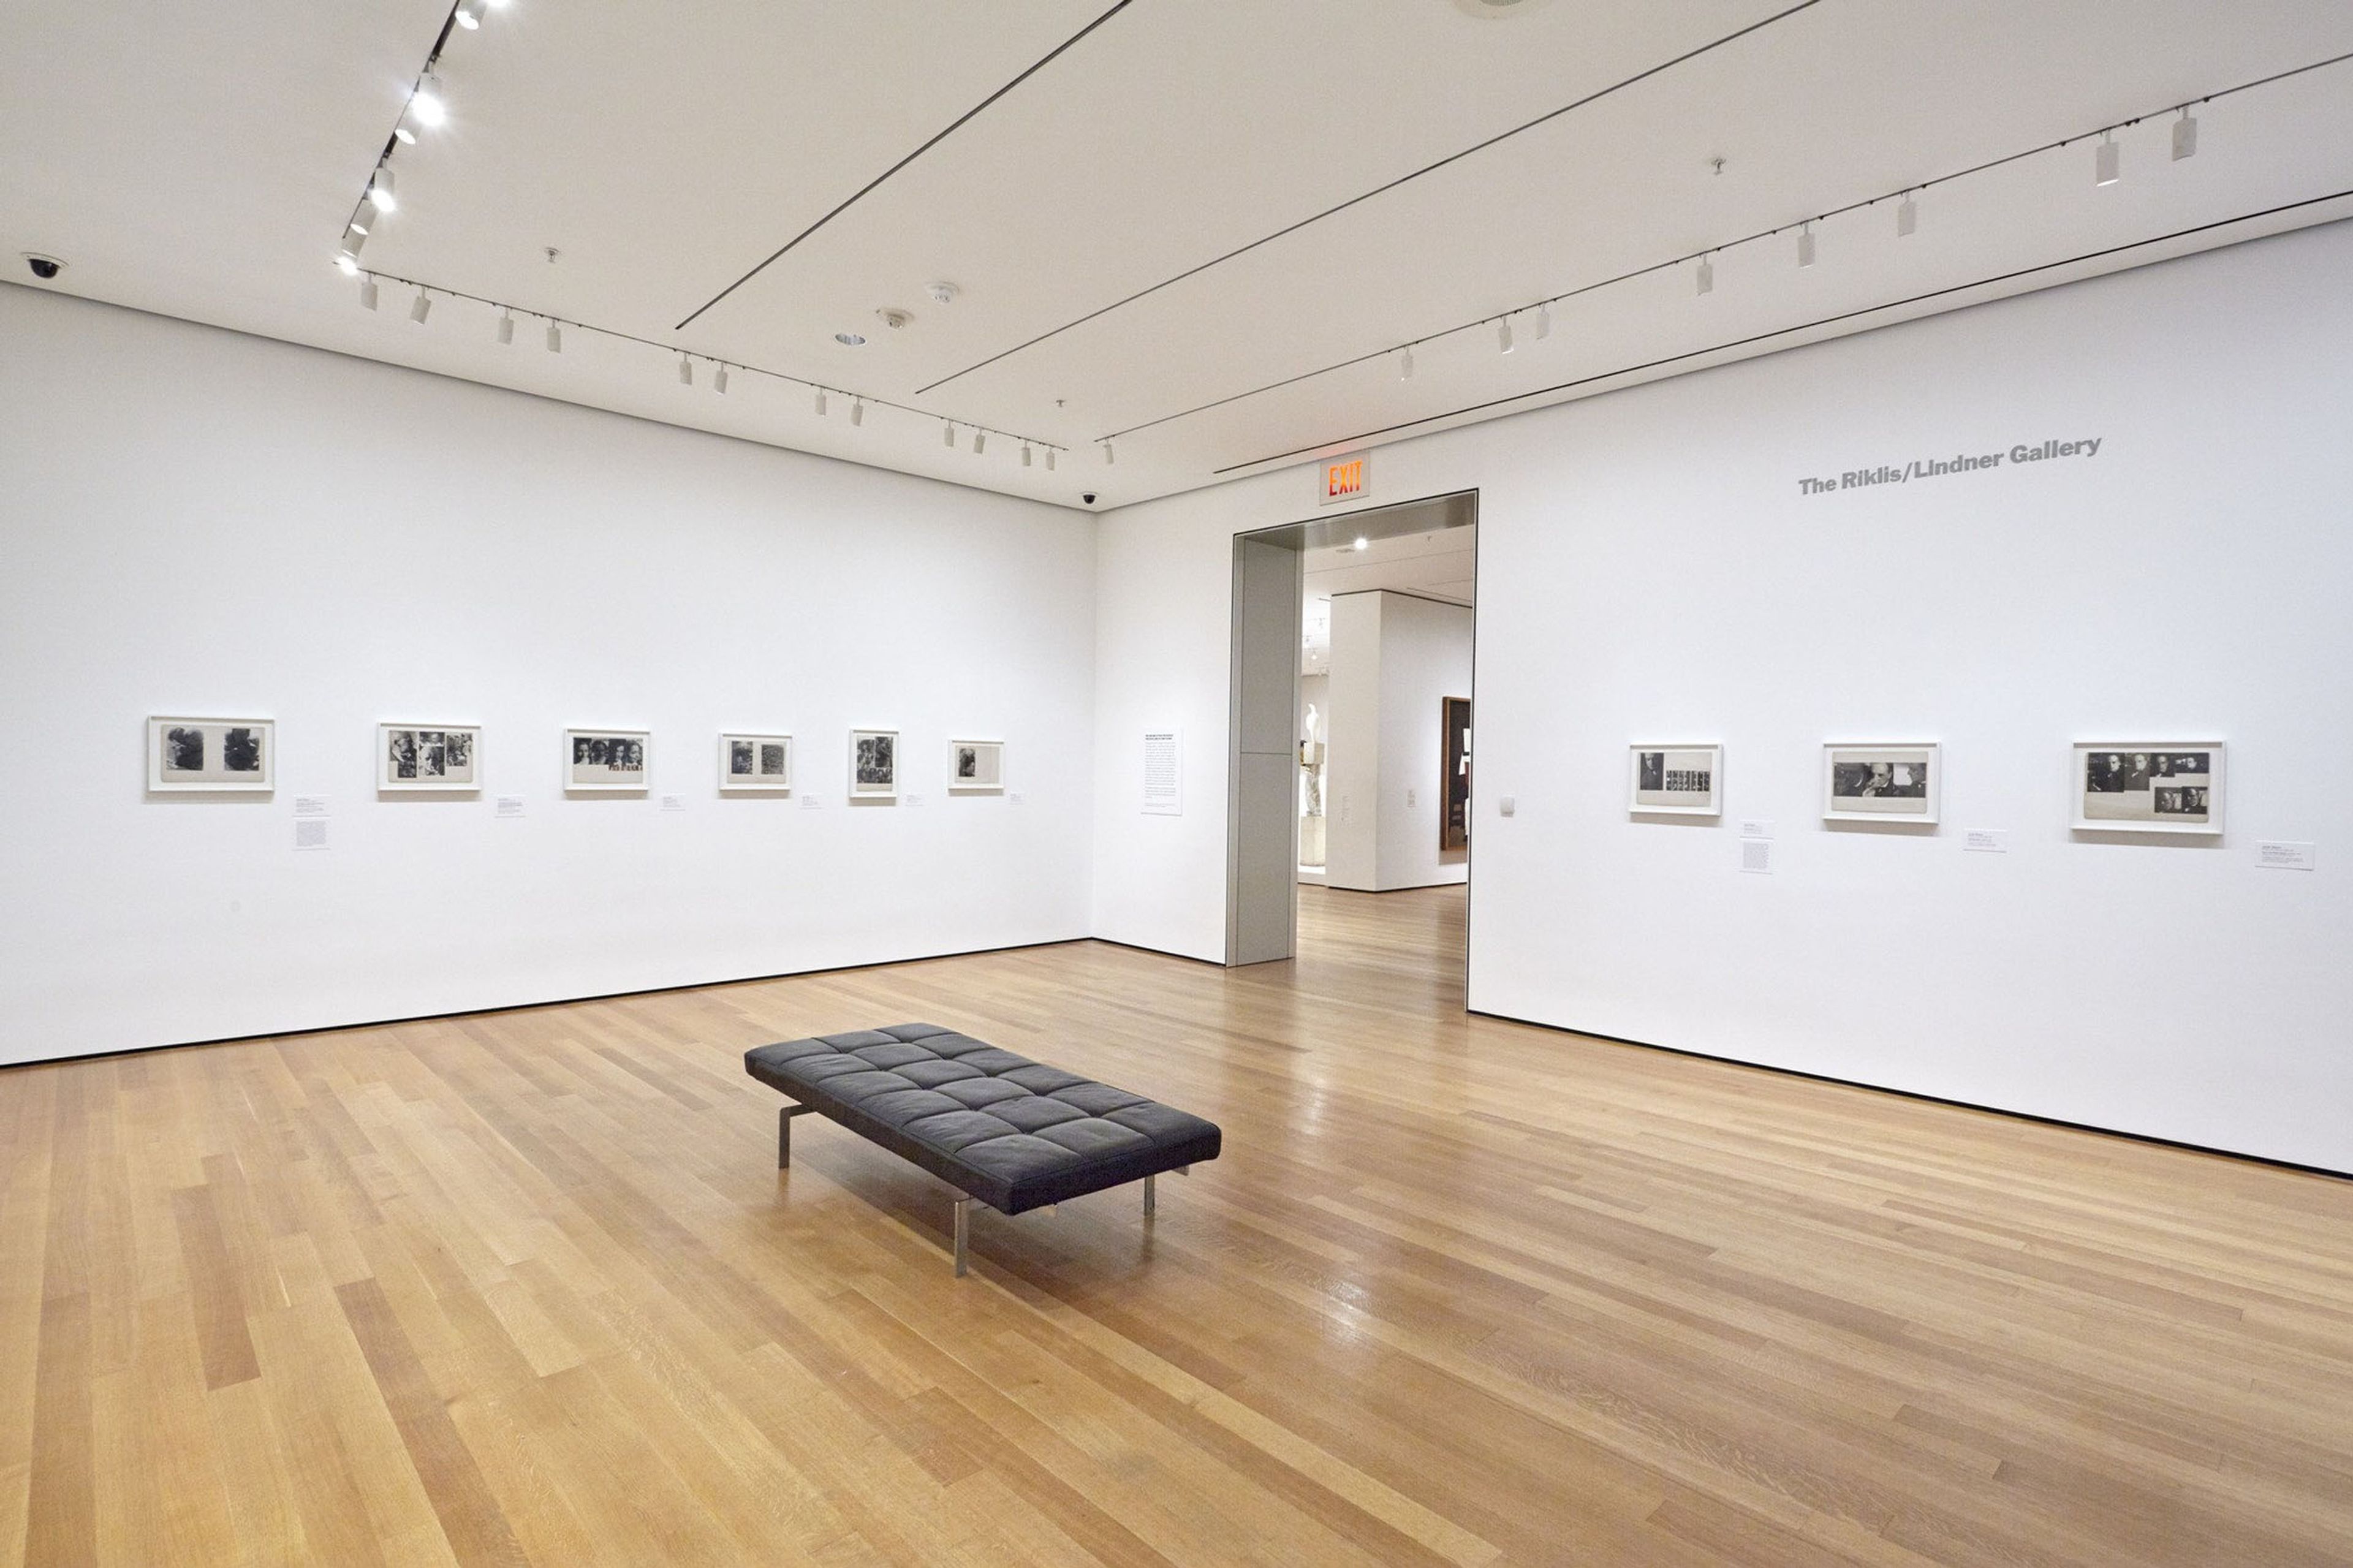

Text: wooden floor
xmin=4 ymin=887 xmax=2351 ymax=1566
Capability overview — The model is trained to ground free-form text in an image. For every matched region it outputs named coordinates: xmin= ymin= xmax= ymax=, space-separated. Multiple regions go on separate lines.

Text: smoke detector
xmin=876 ymin=307 xmax=912 ymax=330
xmin=926 ymin=281 xmax=960 ymax=305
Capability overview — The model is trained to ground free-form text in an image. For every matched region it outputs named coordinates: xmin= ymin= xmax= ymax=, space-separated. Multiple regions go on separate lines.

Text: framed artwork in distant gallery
xmin=564 ymin=728 xmax=649 ymax=792
xmin=378 ymin=723 xmax=480 ymax=792
xmin=719 ymin=732 xmax=793 ymax=793
xmin=949 ymin=738 xmax=1004 ymax=792
xmin=851 ymin=729 xmax=898 ymax=798
xmin=148 ymin=716 xmax=274 ymax=793
xmin=2072 ymin=742 xmax=2223 ymax=835
xmin=1441 ymin=697 xmax=1472 ymax=850
xmin=1822 ymin=743 xmax=1939 ymax=824
xmin=1628 ymin=742 xmax=1719 ymax=817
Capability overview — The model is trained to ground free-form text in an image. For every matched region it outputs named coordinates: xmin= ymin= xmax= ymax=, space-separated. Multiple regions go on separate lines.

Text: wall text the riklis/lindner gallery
xmin=1795 ymin=436 xmax=2104 ymax=496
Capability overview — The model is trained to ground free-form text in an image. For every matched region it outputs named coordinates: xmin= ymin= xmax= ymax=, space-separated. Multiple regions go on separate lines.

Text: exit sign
xmin=1318 ymin=452 xmax=1371 ymax=506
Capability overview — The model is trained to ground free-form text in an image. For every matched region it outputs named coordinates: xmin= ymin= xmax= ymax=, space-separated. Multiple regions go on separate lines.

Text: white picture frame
xmin=1822 ymin=743 xmax=1939 ymax=824
xmin=1627 ymin=743 xmax=1721 ymax=816
xmin=719 ymin=732 xmax=794 ymax=793
xmin=2072 ymin=742 xmax=2223 ymax=836
xmin=564 ymin=727 xmax=650 ymax=792
xmin=850 ymin=728 xmax=898 ymax=798
xmin=378 ymin=722 xmax=480 ymax=792
xmin=148 ymin=716 xmax=274 ymax=793
xmin=949 ymin=738 xmax=1004 ymax=792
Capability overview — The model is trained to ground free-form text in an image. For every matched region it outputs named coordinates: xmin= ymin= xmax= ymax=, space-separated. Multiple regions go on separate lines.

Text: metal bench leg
xmin=778 ymin=1104 xmax=814 ymax=1168
xmin=1144 ymin=1173 xmax=1156 ymax=1220
xmin=953 ymin=1197 xmax=971 ymax=1278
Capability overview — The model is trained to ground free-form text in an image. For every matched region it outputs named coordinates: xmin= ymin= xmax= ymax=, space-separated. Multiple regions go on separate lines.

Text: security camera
xmin=23 ymin=254 xmax=64 ymax=281
xmin=1082 ymin=491 xmax=1097 ymax=506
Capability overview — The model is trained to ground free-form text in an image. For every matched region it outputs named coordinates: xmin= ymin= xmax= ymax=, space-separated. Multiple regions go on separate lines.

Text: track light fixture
xmin=348 ymin=213 xmax=370 ymax=237
xmin=973 ymin=430 xmax=987 ymax=455
xmin=1535 ymin=303 xmax=1552 ymax=343
xmin=713 ymin=363 xmax=729 ymax=394
xmin=455 ymin=0 xmax=486 ymax=28
xmin=1102 ymin=441 xmax=1115 ymax=466
xmin=368 ymin=167 xmax=396 ymax=212
xmin=1400 ymin=344 xmax=1414 ymax=380
xmin=545 ymin=320 xmax=561 ymax=353
xmin=392 ymin=120 xmax=416 ymax=146
xmin=1696 ymin=254 xmax=1714 ymax=295
xmin=850 ymin=398 xmax=863 ymax=426
xmin=814 ymin=387 xmax=827 ymax=416
xmin=1896 ymin=192 xmax=1918 ymax=237
xmin=677 ymin=353 xmax=693 ymax=387
xmin=411 ymin=75 xmax=446 ymax=128
xmin=1021 ymin=443 xmax=1033 ymax=468
xmin=2095 ymin=131 xmax=2120 ymax=186
xmin=944 ymin=421 xmax=957 ymax=449
xmin=336 ymin=252 xmax=358 ymax=276
xmin=409 ymin=289 xmax=431 ymax=324
xmin=1798 ymin=222 xmax=1816 ymax=268
xmin=2173 ymin=108 xmax=2199 ymax=161
xmin=1497 ymin=316 xmax=1514 ymax=355
xmin=1046 ymin=449 xmax=1057 ymax=472
xmin=497 ymin=309 xmax=513 ymax=344
xmin=360 ymin=277 xmax=379 ymax=311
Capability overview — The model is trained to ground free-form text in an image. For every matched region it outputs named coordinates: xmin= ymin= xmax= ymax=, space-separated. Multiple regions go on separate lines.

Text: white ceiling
xmin=6 ymin=1 xmax=2352 ymax=513
xmin=1303 ymin=525 xmax=1477 ymax=674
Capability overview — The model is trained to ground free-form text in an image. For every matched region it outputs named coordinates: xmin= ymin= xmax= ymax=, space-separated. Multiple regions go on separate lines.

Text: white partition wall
xmin=1091 ymin=220 xmax=2353 ymax=1173
xmin=0 ymin=287 xmax=1097 ymax=1066
xmin=1324 ymin=591 xmax=1473 ymax=893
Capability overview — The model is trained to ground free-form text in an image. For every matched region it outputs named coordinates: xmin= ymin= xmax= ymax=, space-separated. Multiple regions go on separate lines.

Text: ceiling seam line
xmin=1096 ymin=48 xmax=2353 ymax=444
xmin=911 ymin=0 xmax=1827 ymax=395
xmin=672 ymin=0 xmax=1139 ymax=332
xmin=347 ymin=268 xmax=1072 ymax=450
xmin=1205 ymin=186 xmax=2353 ymax=475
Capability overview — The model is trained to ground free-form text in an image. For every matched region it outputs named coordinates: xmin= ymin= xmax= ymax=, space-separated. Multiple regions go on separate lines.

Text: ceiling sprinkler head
xmin=876 ymin=308 xmax=912 ymax=330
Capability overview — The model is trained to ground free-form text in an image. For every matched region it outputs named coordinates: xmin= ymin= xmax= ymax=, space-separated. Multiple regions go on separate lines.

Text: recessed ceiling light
xmin=835 ymin=331 xmax=866 ymax=346
xmin=1353 ymin=537 xmax=1370 ymax=551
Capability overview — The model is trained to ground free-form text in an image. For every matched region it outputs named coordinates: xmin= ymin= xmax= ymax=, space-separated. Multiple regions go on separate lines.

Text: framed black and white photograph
xmin=720 ymin=732 xmax=793 ymax=793
xmin=851 ymin=728 xmax=898 ymax=798
xmin=148 ymin=716 xmax=274 ymax=793
xmin=2073 ymin=742 xmax=2223 ymax=835
xmin=948 ymin=738 xmax=1004 ymax=792
xmin=564 ymin=727 xmax=650 ymax=792
xmin=378 ymin=723 xmax=480 ymax=792
xmin=1628 ymin=743 xmax=1721 ymax=817
xmin=1822 ymin=743 xmax=1939 ymax=824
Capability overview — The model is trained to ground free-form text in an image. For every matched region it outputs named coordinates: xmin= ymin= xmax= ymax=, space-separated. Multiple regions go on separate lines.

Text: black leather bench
xmin=743 ymin=1023 xmax=1222 ymax=1274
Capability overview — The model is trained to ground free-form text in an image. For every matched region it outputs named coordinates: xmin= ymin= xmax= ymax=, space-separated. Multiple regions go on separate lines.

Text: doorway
xmin=1226 ymin=491 xmax=1478 ymax=980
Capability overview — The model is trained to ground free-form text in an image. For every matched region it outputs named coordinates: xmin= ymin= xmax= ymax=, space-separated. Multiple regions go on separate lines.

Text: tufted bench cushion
xmin=744 ymin=1023 xmax=1221 ymax=1214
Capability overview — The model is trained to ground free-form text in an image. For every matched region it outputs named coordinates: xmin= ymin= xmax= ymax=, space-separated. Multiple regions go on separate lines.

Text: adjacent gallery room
xmin=4 ymin=2 xmax=2352 ymax=1564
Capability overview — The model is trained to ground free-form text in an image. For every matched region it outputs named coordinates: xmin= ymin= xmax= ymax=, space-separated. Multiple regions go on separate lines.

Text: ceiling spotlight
xmin=835 ymin=331 xmax=866 ymax=347
xmin=713 ymin=363 xmax=729 ymax=394
xmin=814 ymin=387 xmax=827 ymax=415
xmin=1352 ymin=537 xmax=1369 ymax=551
xmin=1399 ymin=344 xmax=1414 ymax=380
xmin=1534 ymin=303 xmax=1552 ymax=342
xmin=496 ymin=309 xmax=513 ymax=345
xmin=677 ymin=353 xmax=694 ymax=387
xmin=368 ymin=167 xmax=396 ymax=211
xmin=335 ymin=251 xmax=358 ymax=276
xmin=1896 ymin=192 xmax=1918 ymax=238
xmin=1798 ymin=222 xmax=1816 ymax=268
xmin=545 ymin=320 xmax=562 ymax=353
xmin=973 ymin=430 xmax=987 ymax=455
xmin=359 ymin=277 xmax=379 ymax=311
xmin=944 ymin=421 xmax=957 ymax=448
xmin=850 ymin=398 xmax=863 ymax=426
xmin=409 ymin=289 xmax=431 ymax=324
xmin=411 ymin=75 xmax=446 ymax=127
xmin=2173 ymin=108 xmax=2199 ymax=161
xmin=1021 ymin=443 xmax=1033 ymax=468
xmin=348 ymin=213 xmax=370 ymax=237
xmin=1497 ymin=316 xmax=1514 ymax=355
xmin=1102 ymin=441 xmax=1115 ymax=466
xmin=392 ymin=121 xmax=416 ymax=146
xmin=455 ymin=0 xmax=486 ymax=28
xmin=340 ymin=225 xmax=366 ymax=256
xmin=1045 ymin=449 xmax=1056 ymax=472
xmin=1696 ymin=254 xmax=1714 ymax=295
xmin=2095 ymin=131 xmax=2120 ymax=186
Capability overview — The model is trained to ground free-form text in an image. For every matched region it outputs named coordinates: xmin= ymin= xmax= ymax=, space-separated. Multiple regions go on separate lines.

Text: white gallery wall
xmin=1324 ymin=591 xmax=1472 ymax=892
xmin=1091 ymin=219 xmax=2353 ymax=1172
xmin=0 ymin=285 xmax=1096 ymax=1067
